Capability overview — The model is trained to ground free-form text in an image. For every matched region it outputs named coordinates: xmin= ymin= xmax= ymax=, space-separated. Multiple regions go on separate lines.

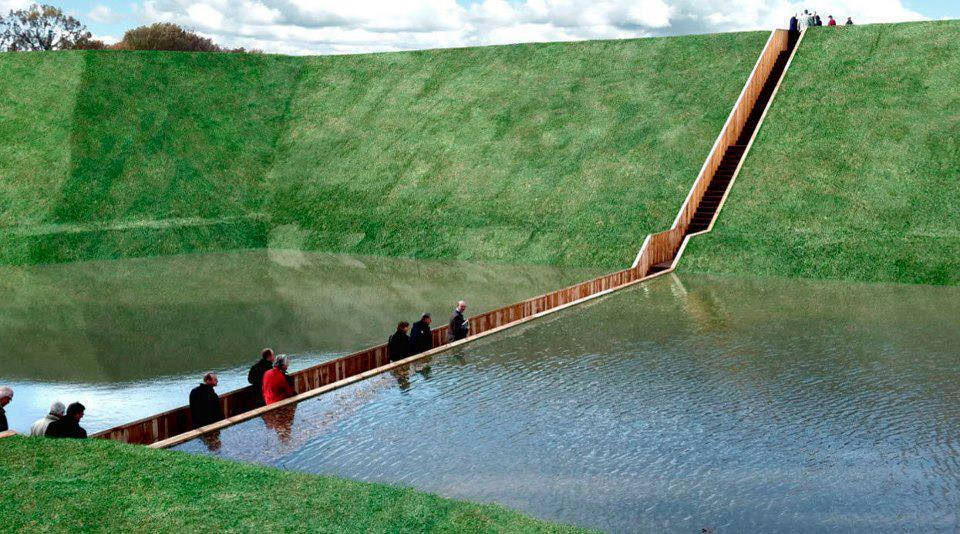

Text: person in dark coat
xmin=447 ymin=300 xmax=469 ymax=342
xmin=46 ymin=402 xmax=87 ymax=439
xmin=410 ymin=313 xmax=433 ymax=354
xmin=189 ymin=372 xmax=225 ymax=428
xmin=0 ymin=386 xmax=12 ymax=432
xmin=388 ymin=321 xmax=412 ymax=362
xmin=789 ymin=14 xmax=798 ymax=33
xmin=845 ymin=17 xmax=854 ymax=25
xmin=247 ymin=348 xmax=275 ymax=404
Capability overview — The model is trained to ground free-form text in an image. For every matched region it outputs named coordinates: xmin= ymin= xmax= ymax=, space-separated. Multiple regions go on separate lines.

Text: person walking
xmin=247 ymin=348 xmax=275 ymax=404
xmin=30 ymin=401 xmax=65 ymax=437
xmin=189 ymin=372 xmax=225 ymax=428
xmin=798 ymin=10 xmax=811 ymax=31
xmin=0 ymin=386 xmax=12 ymax=432
xmin=827 ymin=15 xmax=837 ymax=26
xmin=388 ymin=322 xmax=412 ymax=362
xmin=46 ymin=402 xmax=87 ymax=439
xmin=447 ymin=300 xmax=469 ymax=342
xmin=845 ymin=17 xmax=854 ymax=25
xmin=262 ymin=354 xmax=295 ymax=405
xmin=410 ymin=313 xmax=433 ymax=354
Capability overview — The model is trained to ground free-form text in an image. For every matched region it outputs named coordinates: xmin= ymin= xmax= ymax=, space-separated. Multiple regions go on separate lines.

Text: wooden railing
xmin=94 ymin=29 xmax=798 ymax=448
xmin=0 ymin=430 xmax=18 ymax=440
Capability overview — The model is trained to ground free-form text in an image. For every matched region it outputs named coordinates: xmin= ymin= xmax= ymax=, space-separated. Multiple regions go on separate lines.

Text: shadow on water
xmin=175 ymin=272 xmax=960 ymax=532
xmin=0 ymin=249 xmax=600 ymax=433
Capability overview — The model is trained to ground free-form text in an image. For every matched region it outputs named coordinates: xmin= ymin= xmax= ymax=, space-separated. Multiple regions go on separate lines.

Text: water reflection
xmin=176 ymin=273 xmax=960 ymax=532
xmin=0 ymin=250 xmax=599 ymax=433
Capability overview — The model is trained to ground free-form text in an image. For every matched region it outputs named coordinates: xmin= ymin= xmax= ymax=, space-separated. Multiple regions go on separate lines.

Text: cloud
xmin=131 ymin=0 xmax=929 ymax=55
xmin=89 ymin=4 xmax=124 ymax=24
xmin=0 ymin=0 xmax=32 ymax=13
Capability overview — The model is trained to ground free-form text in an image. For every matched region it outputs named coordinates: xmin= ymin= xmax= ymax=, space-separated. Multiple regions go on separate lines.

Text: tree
xmin=117 ymin=23 xmax=221 ymax=52
xmin=0 ymin=4 xmax=92 ymax=51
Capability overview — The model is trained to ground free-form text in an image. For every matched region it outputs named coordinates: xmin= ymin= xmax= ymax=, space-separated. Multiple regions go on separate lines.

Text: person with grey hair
xmin=46 ymin=402 xmax=86 ymax=439
xmin=189 ymin=372 xmax=224 ymax=428
xmin=262 ymin=354 xmax=295 ymax=405
xmin=0 ymin=386 xmax=12 ymax=432
xmin=30 ymin=401 xmax=65 ymax=437
xmin=447 ymin=300 xmax=469 ymax=342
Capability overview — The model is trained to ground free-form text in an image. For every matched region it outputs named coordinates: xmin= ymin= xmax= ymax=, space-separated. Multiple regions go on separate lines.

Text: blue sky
xmin=12 ymin=0 xmax=958 ymax=54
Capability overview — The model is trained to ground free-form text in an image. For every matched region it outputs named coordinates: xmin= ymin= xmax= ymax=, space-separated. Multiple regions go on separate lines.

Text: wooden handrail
xmin=95 ymin=29 xmax=799 ymax=448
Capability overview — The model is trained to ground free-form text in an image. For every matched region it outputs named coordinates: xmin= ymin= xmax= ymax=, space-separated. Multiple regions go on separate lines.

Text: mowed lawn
xmin=681 ymin=20 xmax=960 ymax=285
xmin=0 ymin=31 xmax=768 ymax=267
xmin=0 ymin=437 xmax=591 ymax=533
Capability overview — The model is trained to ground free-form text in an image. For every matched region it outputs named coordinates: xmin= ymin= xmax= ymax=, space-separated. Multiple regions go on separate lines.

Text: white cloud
xmin=89 ymin=4 xmax=124 ymax=24
xmin=0 ymin=0 xmax=31 ymax=12
xmin=131 ymin=0 xmax=929 ymax=55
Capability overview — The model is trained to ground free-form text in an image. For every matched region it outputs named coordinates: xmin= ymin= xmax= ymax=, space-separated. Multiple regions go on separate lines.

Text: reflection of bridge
xmin=87 ymin=28 xmax=804 ymax=449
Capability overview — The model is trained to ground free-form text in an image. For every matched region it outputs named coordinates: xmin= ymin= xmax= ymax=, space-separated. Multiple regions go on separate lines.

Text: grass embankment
xmin=0 ymin=31 xmax=768 ymax=268
xmin=0 ymin=437 xmax=589 ymax=533
xmin=681 ymin=21 xmax=960 ymax=285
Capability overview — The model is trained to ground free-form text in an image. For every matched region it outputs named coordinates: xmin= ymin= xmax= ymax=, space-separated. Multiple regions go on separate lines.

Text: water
xmin=0 ymin=250 xmax=599 ymax=433
xmin=175 ymin=273 xmax=960 ymax=532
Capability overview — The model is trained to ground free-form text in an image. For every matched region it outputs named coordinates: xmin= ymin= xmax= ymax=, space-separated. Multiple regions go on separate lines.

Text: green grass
xmin=681 ymin=21 xmax=960 ymax=285
xmin=0 ymin=31 xmax=768 ymax=268
xmin=0 ymin=436 xmax=590 ymax=533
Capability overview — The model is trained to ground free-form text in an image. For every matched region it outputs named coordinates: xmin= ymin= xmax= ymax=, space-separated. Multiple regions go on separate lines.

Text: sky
xmin=2 ymin=0 xmax=957 ymax=55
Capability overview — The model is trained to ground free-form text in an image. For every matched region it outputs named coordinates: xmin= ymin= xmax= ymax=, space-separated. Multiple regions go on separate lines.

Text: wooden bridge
xmin=79 ymin=28 xmax=804 ymax=449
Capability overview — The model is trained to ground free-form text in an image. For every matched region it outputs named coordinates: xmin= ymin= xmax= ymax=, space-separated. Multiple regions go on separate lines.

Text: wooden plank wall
xmin=93 ymin=29 xmax=793 ymax=447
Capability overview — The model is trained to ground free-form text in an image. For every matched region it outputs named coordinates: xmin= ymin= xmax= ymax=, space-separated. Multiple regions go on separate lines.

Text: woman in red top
xmin=262 ymin=354 xmax=295 ymax=405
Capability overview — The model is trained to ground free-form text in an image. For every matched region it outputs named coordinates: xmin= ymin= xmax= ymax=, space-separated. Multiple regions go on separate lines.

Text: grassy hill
xmin=0 ymin=31 xmax=768 ymax=268
xmin=0 ymin=436 xmax=589 ymax=533
xmin=681 ymin=21 xmax=960 ymax=285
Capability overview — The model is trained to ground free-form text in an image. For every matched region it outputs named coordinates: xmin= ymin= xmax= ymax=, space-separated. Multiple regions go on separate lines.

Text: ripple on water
xmin=175 ymin=274 xmax=960 ymax=532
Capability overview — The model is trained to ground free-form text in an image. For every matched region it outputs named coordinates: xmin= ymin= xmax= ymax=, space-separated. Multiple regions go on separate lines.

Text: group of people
xmin=791 ymin=10 xmax=853 ymax=31
xmin=387 ymin=300 xmax=470 ymax=363
xmin=1 ymin=299 xmax=474 ymax=438
xmin=0 ymin=386 xmax=89 ymax=439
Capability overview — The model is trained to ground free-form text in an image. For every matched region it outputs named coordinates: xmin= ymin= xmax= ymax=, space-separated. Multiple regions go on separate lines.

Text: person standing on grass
xmin=262 ymin=354 xmax=295 ymax=405
xmin=247 ymin=348 xmax=275 ymax=404
xmin=447 ymin=300 xmax=469 ymax=342
xmin=828 ymin=15 xmax=837 ymax=26
xmin=190 ymin=372 xmax=225 ymax=428
xmin=46 ymin=402 xmax=87 ymax=439
xmin=798 ymin=10 xmax=810 ymax=31
xmin=814 ymin=13 xmax=822 ymax=26
xmin=0 ymin=386 xmax=12 ymax=432
xmin=30 ymin=401 xmax=65 ymax=437
xmin=410 ymin=313 xmax=434 ymax=355
xmin=846 ymin=17 xmax=854 ymax=25
xmin=388 ymin=321 xmax=412 ymax=362
xmin=789 ymin=14 xmax=799 ymax=33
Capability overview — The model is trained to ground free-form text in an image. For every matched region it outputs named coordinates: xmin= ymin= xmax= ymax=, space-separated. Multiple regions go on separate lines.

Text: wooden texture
xmin=96 ymin=30 xmax=796 ymax=448
xmin=0 ymin=430 xmax=18 ymax=439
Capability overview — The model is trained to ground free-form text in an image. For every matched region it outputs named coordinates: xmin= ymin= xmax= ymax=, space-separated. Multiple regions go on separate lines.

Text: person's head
xmin=804 ymin=9 xmax=809 ymax=14
xmin=0 ymin=386 xmax=12 ymax=407
xmin=274 ymin=354 xmax=289 ymax=371
xmin=421 ymin=313 xmax=432 ymax=325
xmin=49 ymin=401 xmax=66 ymax=418
xmin=397 ymin=321 xmax=410 ymax=333
xmin=456 ymin=300 xmax=467 ymax=313
xmin=203 ymin=372 xmax=219 ymax=387
xmin=829 ymin=15 xmax=834 ymax=20
xmin=261 ymin=348 xmax=275 ymax=363
xmin=66 ymin=402 xmax=85 ymax=422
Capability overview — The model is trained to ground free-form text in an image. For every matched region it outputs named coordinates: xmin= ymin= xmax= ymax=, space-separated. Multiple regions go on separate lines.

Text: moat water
xmin=173 ymin=273 xmax=960 ymax=532
xmin=0 ymin=250 xmax=599 ymax=433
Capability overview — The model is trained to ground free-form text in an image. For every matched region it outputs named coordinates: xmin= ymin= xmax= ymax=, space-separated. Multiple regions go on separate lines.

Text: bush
xmin=118 ymin=23 xmax=221 ymax=52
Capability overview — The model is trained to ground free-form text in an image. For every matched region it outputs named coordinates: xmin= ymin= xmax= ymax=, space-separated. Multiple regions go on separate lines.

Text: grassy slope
xmin=681 ymin=21 xmax=960 ymax=285
xmin=0 ymin=51 xmax=300 ymax=264
xmin=267 ymin=32 xmax=768 ymax=268
xmin=0 ymin=32 xmax=767 ymax=268
xmin=0 ymin=437 xmax=589 ymax=533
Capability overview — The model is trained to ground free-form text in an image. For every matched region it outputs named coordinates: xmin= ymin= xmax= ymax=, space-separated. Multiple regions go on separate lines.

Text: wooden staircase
xmin=686 ymin=49 xmax=792 ymax=234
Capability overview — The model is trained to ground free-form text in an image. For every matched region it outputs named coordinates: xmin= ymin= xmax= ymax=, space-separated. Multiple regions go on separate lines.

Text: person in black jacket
xmin=247 ymin=348 xmax=275 ymax=405
xmin=388 ymin=322 xmax=412 ymax=362
xmin=0 ymin=386 xmax=12 ymax=432
xmin=46 ymin=402 xmax=87 ymax=439
xmin=189 ymin=372 xmax=224 ymax=428
xmin=410 ymin=313 xmax=433 ymax=354
xmin=447 ymin=300 xmax=469 ymax=342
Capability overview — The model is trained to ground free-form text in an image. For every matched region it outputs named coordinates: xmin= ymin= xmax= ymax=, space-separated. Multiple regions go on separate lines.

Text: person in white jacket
xmin=30 ymin=401 xmax=65 ymax=437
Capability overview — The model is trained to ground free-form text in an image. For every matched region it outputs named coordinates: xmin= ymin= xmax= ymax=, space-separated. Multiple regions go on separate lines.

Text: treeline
xmin=0 ymin=4 xmax=259 ymax=53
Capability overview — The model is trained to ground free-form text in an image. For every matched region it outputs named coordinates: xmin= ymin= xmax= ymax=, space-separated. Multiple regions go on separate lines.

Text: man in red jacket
xmin=828 ymin=15 xmax=837 ymax=26
xmin=262 ymin=354 xmax=295 ymax=405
